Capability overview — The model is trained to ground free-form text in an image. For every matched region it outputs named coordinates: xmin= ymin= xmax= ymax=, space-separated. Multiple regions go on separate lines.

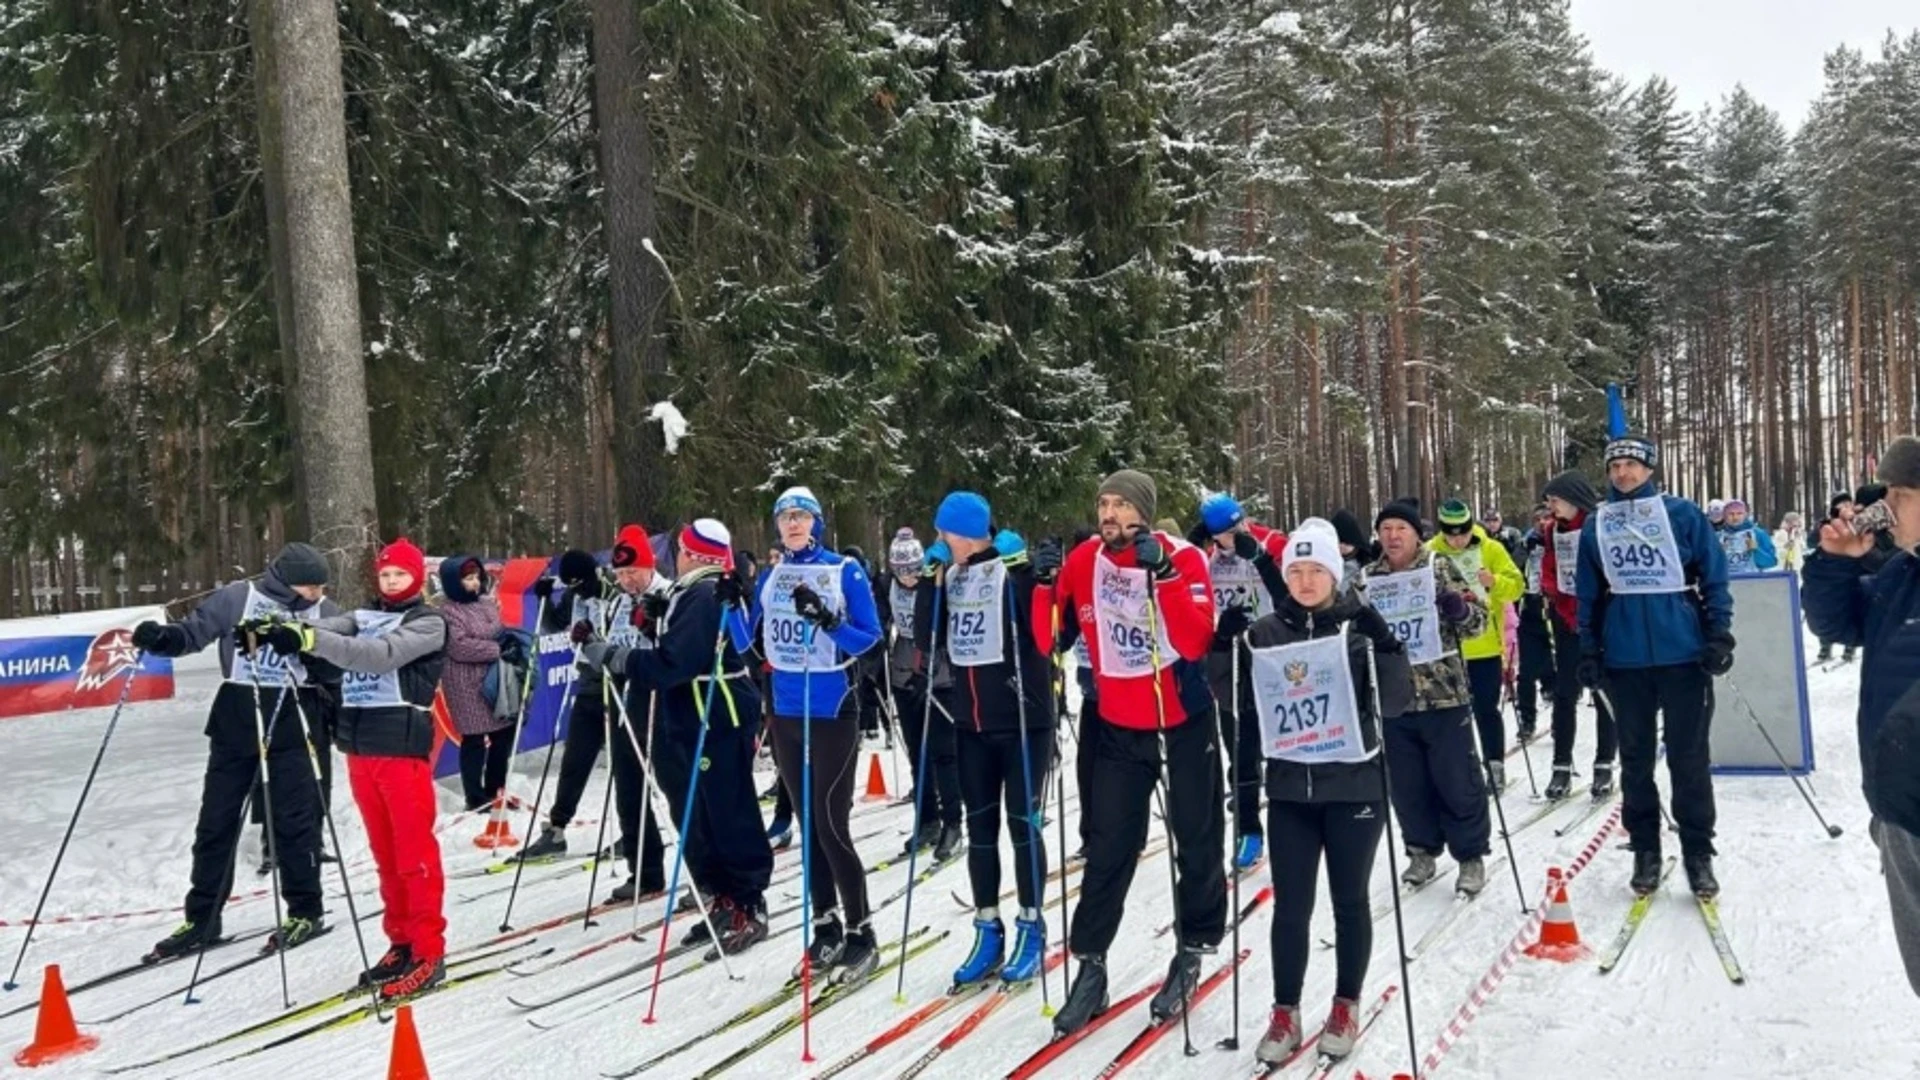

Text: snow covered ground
xmin=0 ymin=631 xmax=1907 ymax=1079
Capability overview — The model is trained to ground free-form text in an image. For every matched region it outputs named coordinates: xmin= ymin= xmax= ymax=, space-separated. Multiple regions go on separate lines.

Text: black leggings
xmin=1268 ymin=799 xmax=1385 ymax=1005
xmin=770 ymin=703 xmax=870 ymax=927
xmin=957 ymin=727 xmax=1053 ymax=912
xmin=902 ymin=684 xmax=962 ymax=828
xmin=459 ymin=730 xmax=514 ymax=810
xmin=1549 ymin=618 xmax=1617 ymax=769
xmin=1466 ymin=656 xmax=1505 ymax=766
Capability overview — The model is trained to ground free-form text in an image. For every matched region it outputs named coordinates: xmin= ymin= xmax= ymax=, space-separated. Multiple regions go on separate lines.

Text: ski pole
xmin=493 ymin=641 xmax=539 ymax=818
xmin=243 ymin=664 xmax=294 ymax=1009
xmin=1141 ymin=572 xmax=1195 ymax=1058
xmin=1364 ymin=640 xmax=1422 ymax=1080
xmin=1512 ymin=687 xmax=1540 ymax=798
xmin=578 ymin=678 xmax=620 ymax=930
xmin=879 ymin=637 xmax=905 ymax=801
xmin=1047 ymin=601 xmax=1072 ymax=1006
xmin=1004 ymin=572 xmax=1052 ymax=1016
xmin=1217 ymin=626 xmax=1243 ymax=1051
xmin=500 ymin=647 xmax=582 ymax=932
xmin=631 ymin=692 xmax=659 ymax=937
xmin=283 ymin=690 xmax=378 ymax=1011
xmin=1724 ymin=676 xmax=1842 ymax=838
xmin=3 ymin=656 xmax=142 ymax=991
xmin=1478 ymin=729 xmax=1531 ymax=914
xmin=894 ymin=582 xmax=941 ymax=1005
xmin=799 ymin=622 xmax=818 ymax=1063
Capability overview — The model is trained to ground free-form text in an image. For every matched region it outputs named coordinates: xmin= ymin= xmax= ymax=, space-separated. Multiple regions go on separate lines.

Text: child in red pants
xmin=266 ymin=539 xmax=450 ymax=999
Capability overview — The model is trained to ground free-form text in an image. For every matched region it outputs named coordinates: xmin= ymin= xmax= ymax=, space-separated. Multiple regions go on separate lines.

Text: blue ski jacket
xmin=730 ymin=541 xmax=881 ymax=718
xmin=1576 ymin=480 xmax=1732 ymax=669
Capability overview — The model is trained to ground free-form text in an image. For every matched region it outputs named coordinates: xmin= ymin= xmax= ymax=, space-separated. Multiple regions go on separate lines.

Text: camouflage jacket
xmin=1361 ymin=548 xmax=1487 ymax=713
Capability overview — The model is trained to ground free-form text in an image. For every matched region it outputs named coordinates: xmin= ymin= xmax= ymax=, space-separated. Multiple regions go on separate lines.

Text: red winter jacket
xmin=1033 ymin=533 xmax=1215 ymax=729
xmin=1539 ymin=511 xmax=1586 ymax=633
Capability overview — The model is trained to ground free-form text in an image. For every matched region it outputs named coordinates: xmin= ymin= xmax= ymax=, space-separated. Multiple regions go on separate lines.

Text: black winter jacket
xmin=914 ymin=545 xmax=1052 ymax=734
xmin=307 ymin=598 xmax=446 ymax=760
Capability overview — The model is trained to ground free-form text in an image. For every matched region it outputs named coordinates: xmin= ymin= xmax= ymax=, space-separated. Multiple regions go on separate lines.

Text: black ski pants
xmin=957 ymin=726 xmax=1053 ymax=913
xmin=459 ymin=731 xmax=514 ymax=811
xmin=1384 ymin=705 xmax=1491 ymax=860
xmin=1070 ymin=710 xmax=1227 ymax=955
xmin=1074 ymin=676 xmax=1100 ymax=848
xmin=1515 ymin=596 xmax=1555 ymax=729
xmin=769 ymin=702 xmax=871 ymax=927
xmin=657 ymin=699 xmax=774 ymax=913
xmin=1268 ymin=799 xmax=1385 ymax=1005
xmin=1208 ymin=649 xmax=1265 ymax=839
xmin=552 ymin=691 xmax=664 ymax=890
xmin=901 ymin=682 xmax=962 ymax=828
xmin=1550 ymin=619 xmax=1616 ymax=769
xmin=1465 ymin=657 xmax=1506 ymax=767
xmin=189 ymin=684 xmax=325 ymax=926
xmin=1607 ymin=663 xmax=1717 ymax=857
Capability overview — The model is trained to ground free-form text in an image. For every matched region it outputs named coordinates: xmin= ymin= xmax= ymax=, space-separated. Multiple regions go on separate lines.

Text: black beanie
xmin=557 ymin=549 xmax=600 ymax=590
xmin=1329 ymin=509 xmax=1368 ymax=552
xmin=1373 ymin=500 xmax=1422 ymax=534
xmin=1542 ymin=469 xmax=1600 ymax=514
xmin=271 ymin=542 xmax=330 ymax=588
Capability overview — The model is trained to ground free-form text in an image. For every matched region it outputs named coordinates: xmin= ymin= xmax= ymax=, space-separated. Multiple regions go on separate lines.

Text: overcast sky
xmin=1568 ymin=0 xmax=1919 ymax=132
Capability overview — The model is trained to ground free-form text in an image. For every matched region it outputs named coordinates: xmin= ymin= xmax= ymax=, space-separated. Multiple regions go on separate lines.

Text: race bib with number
xmin=1719 ymin=529 xmax=1758 ymax=576
xmin=1249 ymin=634 xmax=1370 ymax=764
xmin=1362 ymin=564 xmax=1443 ymax=666
xmin=1091 ymin=551 xmax=1175 ymax=679
xmin=763 ymin=562 xmax=844 ymax=672
xmin=1209 ymin=552 xmax=1274 ymax=620
xmin=1552 ymin=526 xmax=1581 ymax=595
xmin=1524 ymin=545 xmax=1544 ymax=594
xmin=340 ymin=610 xmax=408 ymax=708
xmin=227 ymin=585 xmax=311 ymax=687
xmin=1443 ymin=544 xmax=1489 ymax=602
xmin=1595 ymin=498 xmax=1686 ymax=594
xmin=890 ymin=582 xmax=918 ymax=642
xmin=945 ymin=558 xmax=1007 ymax=668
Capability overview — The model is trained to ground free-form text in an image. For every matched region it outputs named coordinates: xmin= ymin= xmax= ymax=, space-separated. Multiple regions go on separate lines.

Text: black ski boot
xmin=1544 ymin=765 xmax=1572 ymax=801
xmin=358 ymin=943 xmax=412 ymax=987
xmin=933 ymin=823 xmax=964 ymax=862
xmin=1052 ymin=954 xmax=1109 ymax=1035
xmin=794 ymin=911 xmax=846 ymax=979
xmin=1591 ymin=763 xmax=1615 ymax=800
xmin=147 ymin=919 xmax=223 ymax=962
xmin=1684 ymin=854 xmax=1719 ymax=899
xmin=1815 ymin=642 xmax=1832 ymax=663
xmin=831 ymin=922 xmax=880 ymax=985
xmin=515 ymin=824 xmax=567 ymax=861
xmin=1516 ymin=718 xmax=1537 ymax=744
xmin=1148 ymin=946 xmax=1208 ymax=1022
xmin=713 ymin=898 xmax=770 ymax=957
xmin=901 ymin=819 xmax=939 ymax=858
xmin=1630 ymin=849 xmax=1663 ymax=896
xmin=263 ymin=914 xmax=326 ymax=953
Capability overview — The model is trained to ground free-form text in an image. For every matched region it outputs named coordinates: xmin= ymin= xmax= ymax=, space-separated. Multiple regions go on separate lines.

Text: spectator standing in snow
xmin=437 ymin=555 xmax=513 ymax=811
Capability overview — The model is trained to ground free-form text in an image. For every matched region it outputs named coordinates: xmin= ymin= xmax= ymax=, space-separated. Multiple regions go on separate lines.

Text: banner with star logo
xmin=0 ymin=606 xmax=175 ymax=719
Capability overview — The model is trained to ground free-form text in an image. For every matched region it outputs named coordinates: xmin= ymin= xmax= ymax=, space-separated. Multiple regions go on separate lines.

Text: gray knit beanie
xmin=1879 ymin=436 xmax=1920 ymax=490
xmin=1098 ymin=469 xmax=1158 ymax=524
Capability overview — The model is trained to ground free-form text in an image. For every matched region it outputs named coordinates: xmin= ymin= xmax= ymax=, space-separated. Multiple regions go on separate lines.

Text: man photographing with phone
xmin=1802 ymin=435 xmax=1920 ymax=998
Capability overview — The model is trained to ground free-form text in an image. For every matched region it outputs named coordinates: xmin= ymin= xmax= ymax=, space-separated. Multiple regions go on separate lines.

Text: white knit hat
xmin=887 ymin=527 xmax=925 ymax=571
xmin=1282 ymin=522 xmax=1345 ymax=586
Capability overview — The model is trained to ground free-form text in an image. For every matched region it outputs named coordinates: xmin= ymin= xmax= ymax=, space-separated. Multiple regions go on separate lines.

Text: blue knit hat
xmin=773 ymin=485 xmax=823 ymax=520
xmin=934 ymin=491 xmax=992 ymax=541
xmin=1199 ymin=492 xmax=1245 ymax=536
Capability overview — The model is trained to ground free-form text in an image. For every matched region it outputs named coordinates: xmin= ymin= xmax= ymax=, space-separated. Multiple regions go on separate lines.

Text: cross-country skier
xmin=918 ymin=492 xmax=1056 ymax=989
xmin=1513 ymin=504 xmax=1558 ymax=743
xmin=1189 ymin=491 xmax=1288 ymax=871
xmin=132 ymin=542 xmax=339 ymax=958
xmin=878 ymin=528 xmax=964 ymax=860
xmin=1538 ymin=470 xmax=1616 ymax=802
xmin=735 ymin=486 xmax=884 ymax=982
xmin=1240 ymin=520 xmax=1413 ymax=1066
xmin=1365 ymin=500 xmax=1492 ymax=895
xmin=263 ymin=539 xmax=449 ymax=998
xmin=1576 ymin=435 xmax=1733 ymax=898
xmin=515 ymin=539 xmax=668 ymax=903
xmin=1427 ymin=500 xmax=1525 ymax=791
xmin=1717 ymin=499 xmax=1778 ymax=575
xmin=1031 ymin=469 xmax=1225 ymax=1035
xmin=580 ymin=519 xmax=775 ymax=955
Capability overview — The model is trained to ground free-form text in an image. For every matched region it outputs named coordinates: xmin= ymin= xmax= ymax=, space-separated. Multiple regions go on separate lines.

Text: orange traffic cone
xmin=1524 ymin=867 xmax=1591 ymax=962
xmin=386 ymin=1004 xmax=430 ymax=1080
xmin=13 ymin=965 xmax=99 ymax=1068
xmin=861 ymin=752 xmax=890 ymax=802
xmin=473 ymin=792 xmax=519 ymax=850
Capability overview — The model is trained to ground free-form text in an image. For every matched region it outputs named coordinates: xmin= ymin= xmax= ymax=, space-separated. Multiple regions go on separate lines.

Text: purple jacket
xmin=440 ymin=596 xmax=506 ymax=735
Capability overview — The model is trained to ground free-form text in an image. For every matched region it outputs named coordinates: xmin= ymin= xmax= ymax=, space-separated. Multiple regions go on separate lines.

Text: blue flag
xmin=1606 ymin=383 xmax=1628 ymax=439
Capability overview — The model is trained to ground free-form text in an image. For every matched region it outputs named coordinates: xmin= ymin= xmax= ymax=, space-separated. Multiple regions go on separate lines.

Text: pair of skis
xmin=1597 ymin=858 xmax=1744 ymax=984
xmin=1247 ymin=984 xmax=1400 ymax=1078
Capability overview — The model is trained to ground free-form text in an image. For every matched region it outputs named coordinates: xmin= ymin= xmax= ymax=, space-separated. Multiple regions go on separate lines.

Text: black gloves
xmin=532 ymin=576 xmax=556 ymax=600
xmin=1350 ymin=605 xmax=1402 ymax=653
xmin=640 ymin=592 xmax=670 ymax=622
xmin=1700 ymin=630 xmax=1736 ymax=677
xmin=1435 ymin=590 xmax=1472 ymax=624
xmin=791 ymin=584 xmax=842 ymax=631
xmin=1214 ymin=604 xmax=1252 ymax=641
xmin=715 ymin=571 xmax=746 ymax=608
xmin=1133 ymin=529 xmax=1174 ymax=581
xmin=569 ymin=619 xmax=596 ymax=646
xmin=1576 ymin=651 xmax=1604 ymax=689
xmin=132 ymin=620 xmax=186 ymax=657
xmin=1032 ymin=538 xmax=1064 ymax=585
xmin=261 ymin=621 xmax=314 ymax=656
xmin=1232 ymin=530 xmax=1263 ymax=562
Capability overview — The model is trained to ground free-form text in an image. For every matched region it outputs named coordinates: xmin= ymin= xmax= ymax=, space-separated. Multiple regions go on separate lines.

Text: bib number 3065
xmin=1106 ymin=622 xmax=1152 ymax=652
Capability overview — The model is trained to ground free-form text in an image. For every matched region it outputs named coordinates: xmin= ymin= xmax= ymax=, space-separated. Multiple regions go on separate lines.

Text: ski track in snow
xmin=0 ymin=630 xmax=1907 ymax=1079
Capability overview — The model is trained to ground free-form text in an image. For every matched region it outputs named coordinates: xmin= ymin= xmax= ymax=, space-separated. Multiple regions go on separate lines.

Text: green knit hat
xmin=1437 ymin=499 xmax=1474 ymax=533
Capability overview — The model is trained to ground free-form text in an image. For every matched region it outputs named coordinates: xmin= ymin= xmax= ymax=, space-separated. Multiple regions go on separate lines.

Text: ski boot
xmin=1149 ymin=944 xmax=1209 ymax=1022
xmin=901 ymin=819 xmax=939 ymax=858
xmin=1684 ymin=854 xmax=1719 ymax=899
xmin=933 ymin=822 xmax=964 ymax=862
xmin=1052 ymin=954 xmax=1109 ymax=1036
xmin=1000 ymin=911 xmax=1046 ymax=984
xmin=515 ymin=824 xmax=567 ymax=861
xmin=1515 ymin=718 xmax=1537 ymax=744
xmin=832 ymin=922 xmax=880 ymax=985
xmin=795 ymin=911 xmax=846 ymax=979
xmin=1630 ymin=849 xmax=1663 ymax=896
xmin=1401 ymin=851 xmax=1438 ymax=888
xmin=1815 ymin=642 xmax=1832 ymax=663
xmin=952 ymin=915 xmax=1006 ymax=987
xmin=1233 ymin=833 xmax=1264 ymax=872
xmin=768 ymin=818 xmax=794 ymax=851
xmin=378 ymin=955 xmax=446 ymax=1002
xmin=264 ymin=914 xmax=326 ymax=953
xmin=713 ymin=897 xmax=770 ymax=956
xmin=358 ymin=943 xmax=412 ymax=987
xmin=1256 ymin=1004 xmax=1302 ymax=1063
xmin=609 ymin=873 xmax=664 ymax=904
xmin=1319 ymin=996 xmax=1361 ymax=1058
xmin=1591 ymin=763 xmax=1615 ymax=800
xmin=1842 ymin=645 xmax=1857 ymax=664
xmin=147 ymin=919 xmax=222 ymax=961
xmin=256 ymin=855 xmax=275 ymax=877
xmin=1455 ymin=858 xmax=1487 ymax=897
xmin=1544 ymin=765 xmax=1572 ymax=801
xmin=1486 ymin=760 xmax=1507 ymax=795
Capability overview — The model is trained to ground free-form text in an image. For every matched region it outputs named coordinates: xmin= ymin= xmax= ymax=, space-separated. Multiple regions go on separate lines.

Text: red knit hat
xmin=376 ymin=538 xmax=427 ymax=601
xmin=679 ymin=518 xmax=734 ymax=570
xmin=610 ymin=524 xmax=656 ymax=569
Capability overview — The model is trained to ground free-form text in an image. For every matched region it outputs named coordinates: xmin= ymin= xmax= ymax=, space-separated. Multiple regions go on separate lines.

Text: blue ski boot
xmin=951 ymin=914 xmax=1005 ymax=987
xmin=1233 ymin=833 xmax=1264 ymax=872
xmin=999 ymin=911 xmax=1047 ymax=985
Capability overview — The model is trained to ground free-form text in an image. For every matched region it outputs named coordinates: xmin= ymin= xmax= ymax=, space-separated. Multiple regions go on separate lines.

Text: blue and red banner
xmin=0 ymin=607 xmax=175 ymax=720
